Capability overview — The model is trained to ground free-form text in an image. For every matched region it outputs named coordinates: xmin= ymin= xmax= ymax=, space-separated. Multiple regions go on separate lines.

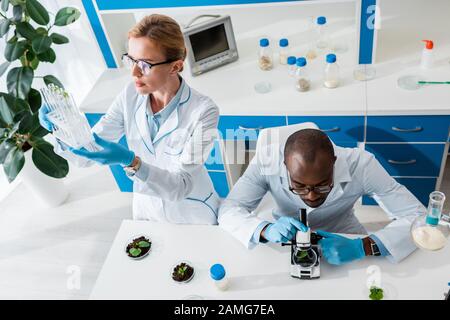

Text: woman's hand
xmin=69 ymin=133 xmax=135 ymax=166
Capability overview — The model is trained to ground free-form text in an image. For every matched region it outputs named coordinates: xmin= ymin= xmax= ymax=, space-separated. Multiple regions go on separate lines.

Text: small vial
xmin=278 ymin=38 xmax=289 ymax=65
xmin=287 ymin=56 xmax=297 ymax=77
xmin=258 ymin=38 xmax=273 ymax=71
xmin=210 ymin=263 xmax=229 ymax=291
xmin=324 ymin=53 xmax=339 ymax=88
xmin=294 ymin=57 xmax=310 ymax=92
xmin=316 ymin=16 xmax=329 ymax=50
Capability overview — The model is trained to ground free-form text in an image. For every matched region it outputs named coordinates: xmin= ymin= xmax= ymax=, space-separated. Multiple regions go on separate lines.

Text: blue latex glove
xmin=69 ymin=133 xmax=135 ymax=166
xmin=263 ymin=217 xmax=308 ymax=243
xmin=38 ymin=104 xmax=53 ymax=131
xmin=317 ymin=230 xmax=365 ymax=265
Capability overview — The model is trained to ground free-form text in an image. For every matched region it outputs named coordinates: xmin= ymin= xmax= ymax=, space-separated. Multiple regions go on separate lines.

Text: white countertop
xmin=90 ymin=219 xmax=450 ymax=300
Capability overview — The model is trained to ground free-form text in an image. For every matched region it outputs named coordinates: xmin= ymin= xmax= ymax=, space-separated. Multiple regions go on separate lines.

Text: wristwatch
xmin=123 ymin=156 xmax=141 ymax=176
xmin=363 ymin=237 xmax=381 ymax=256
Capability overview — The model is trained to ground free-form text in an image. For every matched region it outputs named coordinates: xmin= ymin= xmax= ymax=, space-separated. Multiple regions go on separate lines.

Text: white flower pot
xmin=18 ymin=149 xmax=69 ymax=208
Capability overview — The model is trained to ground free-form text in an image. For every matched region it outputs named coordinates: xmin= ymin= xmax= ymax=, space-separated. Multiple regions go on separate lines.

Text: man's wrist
xmin=260 ymin=224 xmax=271 ymax=242
xmin=362 ymin=237 xmax=380 ymax=256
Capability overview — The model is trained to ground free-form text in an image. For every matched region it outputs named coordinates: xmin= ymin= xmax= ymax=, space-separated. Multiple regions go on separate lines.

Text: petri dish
xmin=171 ymin=260 xmax=195 ymax=284
xmin=353 ymin=65 xmax=376 ymax=81
xmin=254 ymin=81 xmax=272 ymax=94
xmin=397 ymin=75 xmax=425 ymax=90
xmin=330 ymin=42 xmax=349 ymax=54
xmin=124 ymin=234 xmax=152 ymax=260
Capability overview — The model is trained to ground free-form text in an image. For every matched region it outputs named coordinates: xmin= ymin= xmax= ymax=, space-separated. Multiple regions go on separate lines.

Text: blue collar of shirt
xmin=146 ymin=77 xmax=185 ymax=122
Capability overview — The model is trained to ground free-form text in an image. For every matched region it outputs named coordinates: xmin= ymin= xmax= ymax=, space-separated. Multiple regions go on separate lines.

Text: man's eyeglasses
xmin=287 ymin=170 xmax=334 ymax=196
xmin=122 ymin=53 xmax=176 ymax=75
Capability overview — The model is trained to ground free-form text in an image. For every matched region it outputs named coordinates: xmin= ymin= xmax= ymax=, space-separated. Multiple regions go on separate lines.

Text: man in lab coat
xmin=218 ymin=124 xmax=426 ymax=264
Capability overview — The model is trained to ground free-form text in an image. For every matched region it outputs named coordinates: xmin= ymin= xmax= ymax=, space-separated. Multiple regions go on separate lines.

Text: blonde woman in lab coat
xmin=39 ymin=14 xmax=220 ymax=224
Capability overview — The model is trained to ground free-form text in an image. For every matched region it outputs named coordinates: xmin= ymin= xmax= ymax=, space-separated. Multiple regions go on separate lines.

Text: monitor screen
xmin=189 ymin=24 xmax=229 ymax=61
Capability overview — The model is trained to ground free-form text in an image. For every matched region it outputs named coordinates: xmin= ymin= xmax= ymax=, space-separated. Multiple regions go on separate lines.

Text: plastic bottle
xmin=258 ymin=38 xmax=273 ymax=71
xmin=287 ymin=56 xmax=297 ymax=76
xmin=210 ymin=263 xmax=229 ymax=291
xmin=420 ymin=39 xmax=434 ymax=69
xmin=279 ymin=38 xmax=289 ymax=65
xmin=294 ymin=57 xmax=310 ymax=92
xmin=316 ymin=16 xmax=329 ymax=49
xmin=324 ymin=53 xmax=339 ymax=88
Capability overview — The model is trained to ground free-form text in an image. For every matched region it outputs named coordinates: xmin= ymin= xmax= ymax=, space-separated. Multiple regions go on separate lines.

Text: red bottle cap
xmin=422 ymin=40 xmax=434 ymax=49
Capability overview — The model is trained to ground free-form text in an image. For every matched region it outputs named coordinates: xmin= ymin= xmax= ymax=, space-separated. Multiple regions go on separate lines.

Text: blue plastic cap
xmin=279 ymin=38 xmax=289 ymax=47
xmin=210 ymin=264 xmax=226 ymax=281
xmin=260 ymin=38 xmax=269 ymax=47
xmin=317 ymin=16 xmax=327 ymax=25
xmin=287 ymin=56 xmax=296 ymax=65
xmin=296 ymin=57 xmax=307 ymax=67
xmin=326 ymin=53 xmax=336 ymax=63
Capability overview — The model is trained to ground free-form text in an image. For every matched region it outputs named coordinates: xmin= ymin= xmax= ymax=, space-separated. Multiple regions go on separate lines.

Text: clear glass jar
xmin=210 ymin=263 xmax=229 ymax=291
xmin=316 ymin=16 xmax=329 ymax=49
xmin=324 ymin=53 xmax=339 ymax=88
xmin=279 ymin=38 xmax=289 ymax=65
xmin=411 ymin=191 xmax=449 ymax=251
xmin=258 ymin=38 xmax=273 ymax=71
xmin=294 ymin=57 xmax=310 ymax=92
xmin=287 ymin=56 xmax=297 ymax=77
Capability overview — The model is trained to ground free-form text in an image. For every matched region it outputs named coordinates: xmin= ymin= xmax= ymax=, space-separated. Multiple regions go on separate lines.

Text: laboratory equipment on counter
xmin=258 ymin=38 xmax=273 ymax=71
xmin=278 ymin=38 xmax=289 ymax=65
xmin=324 ymin=53 xmax=339 ymax=88
xmin=306 ymin=16 xmax=318 ymax=60
xmin=316 ymin=16 xmax=329 ymax=50
xmin=254 ymin=81 xmax=272 ymax=94
xmin=420 ymin=40 xmax=434 ymax=69
xmin=210 ymin=263 xmax=229 ymax=291
xmin=287 ymin=56 xmax=297 ymax=76
xmin=40 ymin=84 xmax=99 ymax=152
xmin=353 ymin=64 xmax=376 ymax=81
xmin=397 ymin=75 xmax=425 ymax=90
xmin=294 ymin=57 xmax=310 ymax=92
xmin=182 ymin=15 xmax=238 ymax=76
xmin=411 ymin=191 xmax=449 ymax=251
xmin=282 ymin=209 xmax=322 ymax=279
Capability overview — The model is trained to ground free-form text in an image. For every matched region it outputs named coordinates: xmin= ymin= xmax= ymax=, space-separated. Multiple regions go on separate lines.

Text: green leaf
xmin=369 ymin=287 xmax=384 ymax=300
xmin=36 ymin=47 xmax=55 ymax=63
xmin=15 ymin=22 xmax=36 ymax=40
xmin=3 ymin=146 xmax=24 ymax=182
xmin=35 ymin=26 xmax=47 ymax=36
xmin=0 ymin=96 xmax=14 ymax=125
xmin=43 ymin=75 xmax=64 ymax=89
xmin=4 ymin=40 xmax=27 ymax=61
xmin=12 ymin=4 xmax=22 ymax=22
xmin=129 ymin=247 xmax=141 ymax=257
xmin=54 ymin=7 xmax=80 ymax=26
xmin=25 ymin=0 xmax=49 ymax=26
xmin=0 ymin=61 xmax=10 ymax=77
xmin=16 ymin=110 xmax=47 ymax=137
xmin=0 ymin=19 xmax=11 ymax=37
xmin=6 ymin=66 xmax=33 ymax=99
xmin=0 ymin=138 xmax=15 ymax=163
xmin=31 ymin=138 xmax=68 ymax=178
xmin=50 ymin=32 xmax=68 ymax=45
xmin=30 ymin=113 xmax=48 ymax=137
xmin=138 ymin=241 xmax=150 ymax=248
xmin=27 ymin=88 xmax=41 ymax=113
xmin=32 ymin=35 xmax=51 ymax=54
xmin=1 ymin=0 xmax=9 ymax=12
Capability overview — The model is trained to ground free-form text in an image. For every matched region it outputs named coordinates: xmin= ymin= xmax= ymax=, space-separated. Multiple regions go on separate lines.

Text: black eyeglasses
xmin=287 ymin=170 xmax=334 ymax=196
xmin=121 ymin=53 xmax=176 ymax=75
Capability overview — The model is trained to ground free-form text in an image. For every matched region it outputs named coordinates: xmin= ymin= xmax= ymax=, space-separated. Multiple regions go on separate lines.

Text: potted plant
xmin=0 ymin=0 xmax=81 ymax=206
xmin=172 ymin=261 xmax=195 ymax=283
xmin=125 ymin=235 xmax=152 ymax=259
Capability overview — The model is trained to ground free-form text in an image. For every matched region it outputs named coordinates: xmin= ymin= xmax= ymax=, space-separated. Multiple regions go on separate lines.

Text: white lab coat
xmin=218 ymin=124 xmax=426 ymax=263
xmin=55 ymin=80 xmax=220 ymax=224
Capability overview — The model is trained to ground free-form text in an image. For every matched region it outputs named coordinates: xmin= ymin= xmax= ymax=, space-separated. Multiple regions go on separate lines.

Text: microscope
xmin=283 ymin=209 xmax=322 ymax=279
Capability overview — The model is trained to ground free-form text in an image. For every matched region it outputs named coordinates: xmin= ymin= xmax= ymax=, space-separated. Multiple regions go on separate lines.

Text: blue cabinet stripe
xmin=359 ymin=0 xmax=376 ymax=64
xmin=81 ymin=0 xmax=117 ymax=68
xmin=96 ymin=0 xmax=303 ymax=10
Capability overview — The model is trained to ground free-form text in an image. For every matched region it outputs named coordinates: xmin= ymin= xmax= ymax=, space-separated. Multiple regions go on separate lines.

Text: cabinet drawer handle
xmin=388 ymin=159 xmax=417 ymax=165
xmin=391 ymin=126 xmax=423 ymax=132
xmin=321 ymin=126 xmax=341 ymax=133
xmin=238 ymin=125 xmax=263 ymax=130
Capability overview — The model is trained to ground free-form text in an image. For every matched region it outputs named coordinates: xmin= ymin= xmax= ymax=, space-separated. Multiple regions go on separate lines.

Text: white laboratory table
xmin=90 ymin=219 xmax=450 ymax=300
